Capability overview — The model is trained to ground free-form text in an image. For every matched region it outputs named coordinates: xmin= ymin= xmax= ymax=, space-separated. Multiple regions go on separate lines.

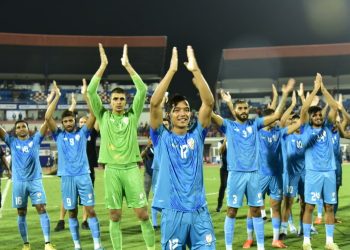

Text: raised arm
xmin=263 ymin=78 xmax=295 ymax=126
xmin=337 ymin=117 xmax=350 ymax=139
xmin=46 ymin=89 xmax=55 ymax=106
xmin=121 ymin=44 xmax=147 ymax=120
xmin=87 ymin=43 xmax=108 ymax=120
xmin=267 ymin=84 xmax=278 ymax=110
xmin=280 ymin=91 xmax=296 ymax=127
xmin=321 ymin=103 xmax=329 ymax=119
xmin=150 ymin=47 xmax=177 ymax=129
xmin=297 ymin=83 xmax=305 ymax=104
xmin=211 ymin=111 xmax=224 ymax=127
xmin=320 ymin=76 xmax=338 ymax=123
xmin=68 ymin=93 xmax=77 ymax=112
xmin=0 ymin=125 xmax=7 ymax=141
xmin=285 ymin=76 xmax=321 ymax=134
xmin=338 ymin=94 xmax=350 ymax=124
xmin=220 ymin=89 xmax=235 ymax=118
xmin=300 ymin=73 xmax=322 ymax=124
xmin=184 ymin=46 xmax=214 ymax=128
xmin=81 ymin=78 xmax=96 ymax=129
xmin=39 ymin=120 xmax=49 ymax=137
xmin=44 ymin=81 xmax=60 ymax=132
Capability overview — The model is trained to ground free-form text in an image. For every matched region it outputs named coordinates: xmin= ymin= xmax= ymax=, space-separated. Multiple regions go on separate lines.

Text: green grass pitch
xmin=1 ymin=164 xmax=349 ymax=249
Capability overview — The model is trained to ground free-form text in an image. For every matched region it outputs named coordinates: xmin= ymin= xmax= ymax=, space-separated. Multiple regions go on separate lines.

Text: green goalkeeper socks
xmin=141 ymin=219 xmax=155 ymax=249
xmin=109 ymin=220 xmax=122 ymax=250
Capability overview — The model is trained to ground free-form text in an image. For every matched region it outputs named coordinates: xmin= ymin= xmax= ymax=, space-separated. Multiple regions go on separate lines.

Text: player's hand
xmin=337 ymin=94 xmax=343 ymax=111
xmin=71 ymin=92 xmax=76 ymax=105
xmin=53 ymin=80 xmax=61 ymax=97
xmin=291 ymin=90 xmax=297 ymax=106
xmin=81 ymin=78 xmax=87 ymax=95
xmin=272 ymin=83 xmax=278 ymax=97
xmin=314 ymin=73 xmax=322 ymax=90
xmin=121 ymin=44 xmax=130 ymax=68
xmin=99 ymin=43 xmax=108 ymax=68
xmin=220 ymin=89 xmax=232 ymax=103
xmin=311 ymin=95 xmax=320 ymax=107
xmin=184 ymin=45 xmax=200 ymax=72
xmin=297 ymin=83 xmax=304 ymax=97
xmin=282 ymin=78 xmax=295 ymax=94
xmin=169 ymin=47 xmax=178 ymax=73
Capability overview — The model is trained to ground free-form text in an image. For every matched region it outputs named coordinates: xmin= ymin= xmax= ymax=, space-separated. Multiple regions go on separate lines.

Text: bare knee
xmin=17 ymin=208 xmax=27 ymax=216
xmin=85 ymin=206 xmax=96 ymax=218
xmin=110 ymin=209 xmax=122 ymax=222
xmin=134 ymin=207 xmax=149 ymax=221
xmin=305 ymin=204 xmax=315 ymax=214
xmin=250 ymin=206 xmax=261 ymax=217
xmin=226 ymin=207 xmax=237 ymax=218
xmin=68 ymin=208 xmax=78 ymax=218
xmin=35 ymin=204 xmax=47 ymax=214
xmin=324 ymin=204 xmax=334 ymax=214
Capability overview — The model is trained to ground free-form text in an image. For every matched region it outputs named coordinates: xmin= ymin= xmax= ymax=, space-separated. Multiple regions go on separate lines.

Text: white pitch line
xmin=0 ymin=179 xmax=12 ymax=218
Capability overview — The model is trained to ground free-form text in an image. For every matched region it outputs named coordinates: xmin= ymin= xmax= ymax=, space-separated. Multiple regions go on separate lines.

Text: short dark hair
xmin=14 ymin=120 xmax=28 ymax=128
xmin=262 ymin=108 xmax=275 ymax=116
xmin=61 ymin=110 xmax=76 ymax=120
xmin=111 ymin=87 xmax=125 ymax=95
xmin=166 ymin=94 xmax=189 ymax=113
xmin=233 ymin=100 xmax=248 ymax=108
xmin=308 ymin=106 xmax=322 ymax=116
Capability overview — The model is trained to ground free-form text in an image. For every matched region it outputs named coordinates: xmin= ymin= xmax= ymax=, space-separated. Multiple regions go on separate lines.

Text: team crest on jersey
xmin=75 ymin=134 xmax=80 ymax=141
xmin=28 ymin=141 xmax=33 ymax=148
xmin=122 ymin=117 xmax=129 ymax=125
xmin=246 ymin=126 xmax=253 ymax=134
xmin=205 ymin=234 xmax=213 ymax=245
xmin=187 ymin=138 xmax=195 ymax=149
xmin=273 ymin=134 xmax=277 ymax=141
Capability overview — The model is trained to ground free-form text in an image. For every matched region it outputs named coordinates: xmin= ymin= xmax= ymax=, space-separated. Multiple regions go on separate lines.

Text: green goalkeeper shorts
xmin=104 ymin=164 xmax=147 ymax=209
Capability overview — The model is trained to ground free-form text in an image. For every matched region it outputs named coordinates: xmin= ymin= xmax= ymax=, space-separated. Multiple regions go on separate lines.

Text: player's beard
xmin=236 ymin=113 xmax=248 ymax=122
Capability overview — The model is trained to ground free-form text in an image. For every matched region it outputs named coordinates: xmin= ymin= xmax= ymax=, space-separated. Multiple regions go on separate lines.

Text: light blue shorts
xmin=61 ymin=174 xmax=94 ymax=209
xmin=260 ymin=174 xmax=283 ymax=201
xmin=161 ymin=206 xmax=216 ymax=250
xmin=227 ymin=170 xmax=263 ymax=208
xmin=283 ymin=172 xmax=305 ymax=198
xmin=12 ymin=179 xmax=47 ymax=208
xmin=304 ymin=170 xmax=336 ymax=205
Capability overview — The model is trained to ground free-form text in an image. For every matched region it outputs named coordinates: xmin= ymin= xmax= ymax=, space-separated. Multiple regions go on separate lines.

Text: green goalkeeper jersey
xmin=87 ymin=74 xmax=147 ymax=167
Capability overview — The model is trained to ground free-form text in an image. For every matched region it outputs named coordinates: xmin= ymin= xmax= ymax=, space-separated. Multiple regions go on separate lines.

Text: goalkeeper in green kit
xmin=87 ymin=44 xmax=155 ymax=250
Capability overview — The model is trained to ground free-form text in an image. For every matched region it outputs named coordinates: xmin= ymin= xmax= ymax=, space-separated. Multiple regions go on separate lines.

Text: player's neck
xmin=171 ymin=126 xmax=187 ymax=135
xmin=17 ymin=135 xmax=29 ymax=140
xmin=112 ymin=110 xmax=125 ymax=115
xmin=235 ymin=118 xmax=247 ymax=124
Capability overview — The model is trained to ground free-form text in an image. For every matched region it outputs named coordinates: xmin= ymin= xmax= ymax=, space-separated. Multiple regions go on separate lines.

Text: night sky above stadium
xmin=1 ymin=0 xmax=350 ymax=108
